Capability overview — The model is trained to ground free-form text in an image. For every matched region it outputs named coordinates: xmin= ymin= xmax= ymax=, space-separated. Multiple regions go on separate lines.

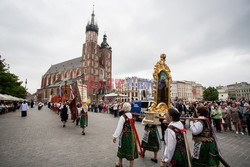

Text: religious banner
xmin=77 ymin=82 xmax=87 ymax=103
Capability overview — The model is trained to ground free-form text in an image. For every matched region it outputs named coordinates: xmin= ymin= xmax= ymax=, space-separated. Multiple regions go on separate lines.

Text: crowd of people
xmin=111 ymin=99 xmax=250 ymax=167
xmin=0 ymin=101 xmax=20 ymax=114
xmin=48 ymin=101 xmax=88 ymax=135
xmin=88 ymin=101 xmax=123 ymax=117
xmin=173 ymin=99 xmax=250 ymax=136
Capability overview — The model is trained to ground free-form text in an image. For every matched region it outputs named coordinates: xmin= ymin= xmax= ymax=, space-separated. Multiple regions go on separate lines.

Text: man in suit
xmin=176 ymin=100 xmax=187 ymax=127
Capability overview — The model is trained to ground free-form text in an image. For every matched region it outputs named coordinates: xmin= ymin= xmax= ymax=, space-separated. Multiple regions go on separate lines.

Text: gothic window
xmin=70 ymin=71 xmax=73 ymax=79
xmin=58 ymin=74 xmax=62 ymax=81
xmin=100 ymin=69 xmax=104 ymax=79
xmin=76 ymin=69 xmax=80 ymax=76
xmin=53 ymin=75 xmax=56 ymax=83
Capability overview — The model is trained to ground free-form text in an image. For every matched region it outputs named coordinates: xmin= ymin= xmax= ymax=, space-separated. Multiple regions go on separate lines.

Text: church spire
xmin=86 ymin=5 xmax=99 ymax=34
xmin=91 ymin=5 xmax=95 ymax=25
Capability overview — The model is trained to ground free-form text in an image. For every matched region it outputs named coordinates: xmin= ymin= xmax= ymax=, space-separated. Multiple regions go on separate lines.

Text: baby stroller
xmin=38 ymin=103 xmax=43 ymax=110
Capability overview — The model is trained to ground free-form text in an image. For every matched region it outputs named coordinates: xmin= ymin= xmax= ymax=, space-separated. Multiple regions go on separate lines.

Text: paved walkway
xmin=0 ymin=107 xmax=249 ymax=167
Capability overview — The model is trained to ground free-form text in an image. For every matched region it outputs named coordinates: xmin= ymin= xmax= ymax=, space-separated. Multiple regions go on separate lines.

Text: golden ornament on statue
xmin=144 ymin=53 xmax=172 ymax=124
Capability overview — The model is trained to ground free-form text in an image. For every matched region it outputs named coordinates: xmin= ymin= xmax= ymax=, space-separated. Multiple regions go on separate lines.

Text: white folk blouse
xmin=162 ymin=121 xmax=184 ymax=163
xmin=113 ymin=112 xmax=133 ymax=138
xmin=190 ymin=116 xmax=205 ymax=135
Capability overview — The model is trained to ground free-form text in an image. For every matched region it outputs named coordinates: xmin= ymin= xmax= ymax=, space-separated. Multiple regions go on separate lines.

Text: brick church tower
xmin=37 ymin=8 xmax=112 ymax=103
xmin=82 ymin=9 xmax=112 ymax=102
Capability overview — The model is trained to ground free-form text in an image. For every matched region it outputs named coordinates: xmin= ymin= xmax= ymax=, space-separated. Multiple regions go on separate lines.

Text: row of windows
xmin=236 ymin=94 xmax=250 ymax=97
xmin=120 ymin=98 xmax=139 ymax=102
xmin=83 ymin=60 xmax=111 ymax=67
xmin=84 ymin=53 xmax=111 ymax=60
xmin=43 ymin=70 xmax=81 ymax=87
xmin=236 ymin=89 xmax=250 ymax=93
xmin=123 ymin=92 xmax=138 ymax=97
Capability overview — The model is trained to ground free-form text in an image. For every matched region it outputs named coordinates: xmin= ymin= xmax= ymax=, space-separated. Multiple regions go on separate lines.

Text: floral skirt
xmin=192 ymin=142 xmax=220 ymax=167
xmin=80 ymin=113 xmax=88 ymax=128
xmin=171 ymin=148 xmax=189 ymax=167
xmin=141 ymin=126 xmax=160 ymax=152
xmin=117 ymin=131 xmax=139 ymax=161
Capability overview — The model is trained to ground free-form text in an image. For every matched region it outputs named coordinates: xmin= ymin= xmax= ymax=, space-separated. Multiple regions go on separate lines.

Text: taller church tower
xmin=82 ymin=8 xmax=112 ymax=102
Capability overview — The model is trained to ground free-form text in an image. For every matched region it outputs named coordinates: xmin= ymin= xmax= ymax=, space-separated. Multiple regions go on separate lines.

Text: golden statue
xmin=144 ymin=53 xmax=172 ymax=124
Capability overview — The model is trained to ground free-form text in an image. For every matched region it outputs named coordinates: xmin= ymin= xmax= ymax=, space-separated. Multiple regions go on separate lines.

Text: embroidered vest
xmin=122 ymin=114 xmax=132 ymax=134
xmin=192 ymin=120 xmax=213 ymax=142
xmin=144 ymin=124 xmax=157 ymax=131
xmin=168 ymin=126 xmax=186 ymax=160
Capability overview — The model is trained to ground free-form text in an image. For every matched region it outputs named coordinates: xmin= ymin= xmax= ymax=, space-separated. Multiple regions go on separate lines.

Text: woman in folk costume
xmin=161 ymin=108 xmax=189 ymax=167
xmin=141 ymin=117 xmax=161 ymax=163
xmin=190 ymin=106 xmax=220 ymax=167
xmin=60 ymin=103 xmax=68 ymax=127
xmin=80 ymin=103 xmax=88 ymax=135
xmin=113 ymin=102 xmax=139 ymax=167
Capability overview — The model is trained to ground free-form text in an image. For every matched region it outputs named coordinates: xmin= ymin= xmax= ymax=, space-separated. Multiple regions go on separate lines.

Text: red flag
xmin=69 ymin=98 xmax=77 ymax=120
xmin=70 ymin=85 xmax=76 ymax=99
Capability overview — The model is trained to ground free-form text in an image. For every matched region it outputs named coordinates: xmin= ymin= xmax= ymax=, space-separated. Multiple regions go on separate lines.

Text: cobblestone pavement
xmin=0 ymin=107 xmax=250 ymax=167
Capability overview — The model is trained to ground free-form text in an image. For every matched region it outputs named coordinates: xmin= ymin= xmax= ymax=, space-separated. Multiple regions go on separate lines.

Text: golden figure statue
xmin=145 ymin=53 xmax=172 ymax=124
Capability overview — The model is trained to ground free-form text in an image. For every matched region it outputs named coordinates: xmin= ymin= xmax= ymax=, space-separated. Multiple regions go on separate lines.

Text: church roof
xmin=45 ymin=57 xmax=82 ymax=75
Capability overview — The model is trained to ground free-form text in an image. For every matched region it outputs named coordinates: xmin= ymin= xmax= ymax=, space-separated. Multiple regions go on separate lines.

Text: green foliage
xmin=203 ymin=87 xmax=219 ymax=101
xmin=0 ymin=58 xmax=27 ymax=98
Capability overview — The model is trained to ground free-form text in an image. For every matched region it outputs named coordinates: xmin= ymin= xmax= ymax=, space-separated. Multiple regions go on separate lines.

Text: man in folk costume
xmin=80 ymin=103 xmax=88 ymax=135
xmin=141 ymin=117 xmax=161 ymax=163
xmin=190 ymin=106 xmax=220 ymax=167
xmin=113 ymin=102 xmax=140 ymax=167
xmin=76 ymin=103 xmax=82 ymax=126
xmin=161 ymin=108 xmax=189 ymax=167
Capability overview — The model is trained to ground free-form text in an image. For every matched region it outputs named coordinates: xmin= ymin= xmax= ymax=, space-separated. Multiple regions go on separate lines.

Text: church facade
xmin=37 ymin=10 xmax=112 ymax=103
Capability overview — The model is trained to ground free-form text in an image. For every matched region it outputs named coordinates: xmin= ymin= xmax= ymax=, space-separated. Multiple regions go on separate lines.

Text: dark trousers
xmin=114 ymin=110 xmax=118 ymax=117
xmin=160 ymin=120 xmax=168 ymax=140
xmin=21 ymin=111 xmax=27 ymax=117
xmin=246 ymin=116 xmax=250 ymax=136
xmin=76 ymin=118 xmax=80 ymax=126
xmin=214 ymin=119 xmax=221 ymax=132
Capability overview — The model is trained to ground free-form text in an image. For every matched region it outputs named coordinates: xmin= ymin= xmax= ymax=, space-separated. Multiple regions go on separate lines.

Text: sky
xmin=1 ymin=0 xmax=250 ymax=93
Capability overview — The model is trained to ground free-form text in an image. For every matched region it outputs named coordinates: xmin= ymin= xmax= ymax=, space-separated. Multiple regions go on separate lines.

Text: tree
xmin=0 ymin=56 xmax=27 ymax=98
xmin=203 ymin=87 xmax=219 ymax=101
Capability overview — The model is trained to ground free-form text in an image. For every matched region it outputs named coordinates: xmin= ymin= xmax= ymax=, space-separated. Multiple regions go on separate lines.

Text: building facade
xmin=116 ymin=77 xmax=154 ymax=102
xmin=217 ymin=86 xmax=229 ymax=101
xmin=170 ymin=81 xmax=178 ymax=100
xmin=235 ymin=82 xmax=250 ymax=100
xmin=37 ymin=10 xmax=112 ymax=102
xmin=227 ymin=84 xmax=236 ymax=100
xmin=114 ymin=77 xmax=203 ymax=102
